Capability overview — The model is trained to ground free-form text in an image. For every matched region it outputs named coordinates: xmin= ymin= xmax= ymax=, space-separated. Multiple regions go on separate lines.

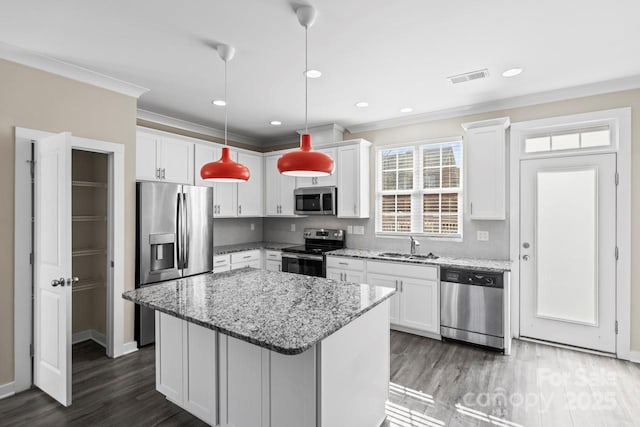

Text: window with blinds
xmin=376 ymin=140 xmax=463 ymax=237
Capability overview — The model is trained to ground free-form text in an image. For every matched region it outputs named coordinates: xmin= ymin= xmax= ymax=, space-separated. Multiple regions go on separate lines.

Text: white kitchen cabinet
xmin=325 ymin=256 xmax=365 ymax=283
xmin=367 ymin=260 xmax=439 ymax=334
xmin=155 ymin=312 xmax=217 ymax=425
xmin=366 ymin=273 xmax=400 ymax=324
xmin=295 ymin=147 xmax=337 ymax=188
xmin=136 ymin=130 xmax=194 ymax=184
xmin=266 ymin=260 xmax=282 ymax=272
xmin=462 ymin=117 xmax=510 ymax=220
xmin=194 ymin=144 xmax=216 ymax=187
xmin=264 ymin=250 xmax=282 ymax=272
xmin=237 ymin=152 xmax=264 ymax=217
xmin=264 ymin=154 xmax=297 ymax=216
xmin=337 ymin=140 xmax=371 ymax=218
xmin=231 ymin=249 xmax=262 ymax=270
xmin=213 ymin=254 xmax=231 ymax=273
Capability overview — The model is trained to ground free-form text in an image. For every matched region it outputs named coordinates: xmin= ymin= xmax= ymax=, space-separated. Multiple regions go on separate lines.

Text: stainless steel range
xmin=281 ymin=228 xmax=345 ymax=277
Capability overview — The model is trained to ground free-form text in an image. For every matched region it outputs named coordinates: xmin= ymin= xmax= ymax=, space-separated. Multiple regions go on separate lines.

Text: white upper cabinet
xmin=136 ymin=130 xmax=194 ymax=185
xmin=264 ymin=154 xmax=296 ymax=216
xmin=237 ymin=152 xmax=264 ymax=217
xmin=295 ymin=147 xmax=338 ymax=188
xmin=337 ymin=141 xmax=371 ymax=218
xmin=194 ymin=144 xmax=237 ymax=218
xmin=462 ymin=117 xmax=510 ymax=220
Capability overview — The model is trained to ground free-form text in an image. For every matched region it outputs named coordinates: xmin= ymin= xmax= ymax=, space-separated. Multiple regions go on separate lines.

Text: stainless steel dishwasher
xmin=440 ymin=267 xmax=505 ymax=350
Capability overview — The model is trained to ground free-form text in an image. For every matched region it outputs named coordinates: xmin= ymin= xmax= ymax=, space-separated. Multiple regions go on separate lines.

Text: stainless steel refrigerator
xmin=135 ymin=182 xmax=213 ymax=346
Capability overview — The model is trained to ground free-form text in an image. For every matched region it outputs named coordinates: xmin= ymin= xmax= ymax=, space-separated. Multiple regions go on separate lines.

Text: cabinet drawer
xmin=231 ymin=260 xmax=261 ymax=270
xmin=214 ymin=255 xmax=230 ymax=268
xmin=264 ymin=250 xmax=282 ymax=261
xmin=326 ymin=256 xmax=364 ymax=271
xmin=230 ymin=250 xmax=261 ymax=264
xmin=367 ymin=260 xmax=438 ymax=280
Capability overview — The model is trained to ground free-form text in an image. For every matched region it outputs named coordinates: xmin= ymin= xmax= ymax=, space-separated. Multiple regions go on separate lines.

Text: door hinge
xmin=30 ymin=343 xmax=34 ymax=357
xmin=29 ymin=252 xmax=33 ymax=265
xmin=111 ymin=260 xmax=114 ymax=268
xmin=615 ymin=321 xmax=619 ymax=335
xmin=615 ymin=246 xmax=619 ymax=261
xmin=615 ymin=172 xmax=619 ymax=186
xmin=27 ymin=159 xmax=35 ymax=179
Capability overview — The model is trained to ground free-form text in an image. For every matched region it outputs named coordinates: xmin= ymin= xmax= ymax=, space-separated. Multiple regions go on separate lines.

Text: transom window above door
xmin=524 ymin=125 xmax=611 ymax=154
xmin=376 ymin=140 xmax=463 ymax=237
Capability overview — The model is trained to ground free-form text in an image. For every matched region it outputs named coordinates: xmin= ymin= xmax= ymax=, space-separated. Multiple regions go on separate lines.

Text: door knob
xmin=51 ymin=277 xmax=65 ymax=287
xmin=522 ymin=242 xmax=530 ymax=249
xmin=67 ymin=277 xmax=79 ymax=286
xmin=522 ymin=255 xmax=530 ymax=261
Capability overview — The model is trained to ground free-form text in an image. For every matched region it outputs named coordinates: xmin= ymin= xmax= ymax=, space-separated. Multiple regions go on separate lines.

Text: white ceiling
xmin=2 ymin=0 xmax=639 ymax=142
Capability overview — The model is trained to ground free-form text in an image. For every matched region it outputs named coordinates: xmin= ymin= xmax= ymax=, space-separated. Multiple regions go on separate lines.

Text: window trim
xmin=375 ymin=136 xmax=463 ymax=239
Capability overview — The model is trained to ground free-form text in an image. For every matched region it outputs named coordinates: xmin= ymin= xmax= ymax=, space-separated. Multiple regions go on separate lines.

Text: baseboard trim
xmin=122 ymin=341 xmax=139 ymax=355
xmin=391 ymin=325 xmax=441 ymax=341
xmin=72 ymin=329 xmax=106 ymax=348
xmin=620 ymin=349 xmax=640 ymax=363
xmin=0 ymin=381 xmax=15 ymax=400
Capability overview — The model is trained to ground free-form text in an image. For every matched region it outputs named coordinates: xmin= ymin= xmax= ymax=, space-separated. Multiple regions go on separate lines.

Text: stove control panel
xmin=303 ymin=228 xmax=345 ymax=241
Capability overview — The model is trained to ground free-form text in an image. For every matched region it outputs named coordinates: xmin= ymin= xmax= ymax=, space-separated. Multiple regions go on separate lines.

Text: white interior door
xmin=34 ymin=132 xmax=73 ymax=406
xmin=520 ymin=153 xmax=616 ymax=353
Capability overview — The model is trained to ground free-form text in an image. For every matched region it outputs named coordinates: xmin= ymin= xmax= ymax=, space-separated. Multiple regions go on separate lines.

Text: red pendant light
xmin=201 ymin=44 xmax=250 ymax=183
xmin=277 ymin=5 xmax=334 ymax=177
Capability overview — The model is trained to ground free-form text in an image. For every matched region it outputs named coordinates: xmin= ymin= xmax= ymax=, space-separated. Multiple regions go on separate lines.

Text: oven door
xmin=281 ymin=253 xmax=325 ymax=277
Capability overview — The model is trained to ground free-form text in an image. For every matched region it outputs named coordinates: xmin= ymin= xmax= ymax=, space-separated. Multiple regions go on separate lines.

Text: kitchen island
xmin=122 ymin=268 xmax=394 ymax=427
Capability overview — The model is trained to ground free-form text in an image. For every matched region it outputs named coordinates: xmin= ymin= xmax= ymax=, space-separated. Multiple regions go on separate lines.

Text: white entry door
xmin=520 ymin=153 xmax=616 ymax=353
xmin=34 ymin=132 xmax=73 ymax=406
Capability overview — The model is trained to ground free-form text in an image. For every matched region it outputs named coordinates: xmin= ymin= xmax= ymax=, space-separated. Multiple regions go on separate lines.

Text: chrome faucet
xmin=410 ymin=236 xmax=420 ymax=255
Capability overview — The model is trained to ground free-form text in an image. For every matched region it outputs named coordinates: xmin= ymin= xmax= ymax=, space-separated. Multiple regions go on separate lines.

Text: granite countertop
xmin=122 ymin=268 xmax=394 ymax=355
xmin=213 ymin=241 xmax=292 ymax=255
xmin=327 ymin=248 xmax=511 ymax=272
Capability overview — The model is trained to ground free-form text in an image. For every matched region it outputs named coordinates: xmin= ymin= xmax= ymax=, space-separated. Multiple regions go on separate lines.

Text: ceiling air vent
xmin=447 ymin=69 xmax=490 ymax=84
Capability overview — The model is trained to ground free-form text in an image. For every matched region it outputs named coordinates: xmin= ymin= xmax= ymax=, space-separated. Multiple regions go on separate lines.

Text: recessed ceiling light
xmin=502 ymin=68 xmax=523 ymax=77
xmin=355 ymin=101 xmax=369 ymax=108
xmin=212 ymin=99 xmax=226 ymax=106
xmin=304 ymin=69 xmax=322 ymax=78
xmin=270 ymin=120 xmax=282 ymax=126
xmin=400 ymin=107 xmax=413 ymax=113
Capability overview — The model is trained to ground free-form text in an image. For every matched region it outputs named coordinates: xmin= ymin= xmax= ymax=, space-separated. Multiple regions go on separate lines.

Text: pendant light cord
xmin=224 ymin=59 xmax=228 ymax=146
xmin=305 ymin=25 xmax=308 ymax=134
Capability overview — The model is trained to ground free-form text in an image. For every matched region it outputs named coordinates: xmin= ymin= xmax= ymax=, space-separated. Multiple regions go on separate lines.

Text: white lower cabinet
xmin=366 ymin=260 xmax=440 ymax=335
xmin=213 ymin=254 xmax=231 ymax=273
xmin=156 ymin=312 xmax=217 ymax=425
xmin=266 ymin=260 xmax=281 ymax=272
xmin=230 ymin=249 xmax=261 ymax=270
xmin=325 ymin=256 xmax=365 ymax=283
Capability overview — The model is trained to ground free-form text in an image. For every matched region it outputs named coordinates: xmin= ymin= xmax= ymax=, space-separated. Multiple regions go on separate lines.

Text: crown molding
xmin=0 ymin=41 xmax=149 ymax=98
xmin=461 ymin=117 xmax=510 ymax=131
xmin=346 ymin=74 xmax=640 ymax=134
xmin=137 ymin=109 xmax=261 ymax=146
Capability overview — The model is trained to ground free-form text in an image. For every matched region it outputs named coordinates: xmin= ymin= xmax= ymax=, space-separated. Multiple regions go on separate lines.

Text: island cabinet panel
xmin=156 ymin=312 xmax=183 ymax=403
xmin=270 ymin=349 xmax=316 ymax=427
xmin=365 ymin=273 xmax=400 ymax=324
xmin=220 ymin=336 xmax=269 ymax=427
xmin=155 ymin=312 xmax=217 ymax=425
xmin=319 ymin=300 xmax=390 ymax=427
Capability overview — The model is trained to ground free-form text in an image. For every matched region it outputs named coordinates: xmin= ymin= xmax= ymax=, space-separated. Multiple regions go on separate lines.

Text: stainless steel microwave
xmin=294 ymin=186 xmax=337 ymax=215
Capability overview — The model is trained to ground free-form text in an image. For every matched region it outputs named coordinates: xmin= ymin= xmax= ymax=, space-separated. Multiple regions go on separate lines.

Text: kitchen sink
xmin=378 ymin=252 xmax=439 ymax=260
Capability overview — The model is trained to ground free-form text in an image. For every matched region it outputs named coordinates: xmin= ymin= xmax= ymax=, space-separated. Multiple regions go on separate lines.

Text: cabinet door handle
xmin=338 ymin=262 xmax=348 ymax=266
xmin=238 ymin=205 xmax=242 ymax=215
xmin=400 ymin=280 xmax=403 ymax=292
xmin=470 ymin=202 xmax=473 ymax=215
xmin=278 ymin=265 xmax=281 ymax=271
xmin=243 ymin=255 xmax=252 ymax=259
xmin=156 ymin=168 xmax=160 ymax=179
xmin=395 ymin=280 xmax=398 ymax=291
xmin=162 ymin=168 xmax=166 ymax=179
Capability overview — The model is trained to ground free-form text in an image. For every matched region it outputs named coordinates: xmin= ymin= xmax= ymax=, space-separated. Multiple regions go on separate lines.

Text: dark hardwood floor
xmin=2 ymin=332 xmax=640 ymax=426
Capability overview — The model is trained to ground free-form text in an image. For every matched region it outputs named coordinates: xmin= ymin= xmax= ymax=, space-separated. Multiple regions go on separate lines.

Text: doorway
xmin=14 ymin=128 xmax=126 ymax=405
xmin=519 ymin=153 xmax=616 ymax=353
xmin=509 ymin=108 xmax=632 ymax=360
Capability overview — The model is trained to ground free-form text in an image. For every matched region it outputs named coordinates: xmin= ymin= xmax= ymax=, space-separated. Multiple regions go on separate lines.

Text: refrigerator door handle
xmin=183 ymin=193 xmax=190 ymax=268
xmin=176 ymin=192 xmax=183 ymax=269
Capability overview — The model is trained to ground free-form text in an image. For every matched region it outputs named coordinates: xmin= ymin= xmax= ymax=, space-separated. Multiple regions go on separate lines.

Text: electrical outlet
xmin=347 ymin=225 xmax=353 ymax=234
xmin=477 ymin=231 xmax=489 ymax=241
xmin=353 ymin=225 xmax=365 ymax=235
xmin=291 ymin=223 xmax=296 ymax=232
xmin=250 ymin=223 xmax=255 ymax=231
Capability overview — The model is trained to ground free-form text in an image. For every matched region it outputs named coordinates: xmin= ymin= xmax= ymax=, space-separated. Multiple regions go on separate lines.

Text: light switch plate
xmin=353 ymin=225 xmax=365 ymax=235
xmin=291 ymin=223 xmax=296 ymax=232
xmin=347 ymin=225 xmax=353 ymax=234
xmin=477 ymin=231 xmax=489 ymax=241
xmin=250 ymin=223 xmax=255 ymax=231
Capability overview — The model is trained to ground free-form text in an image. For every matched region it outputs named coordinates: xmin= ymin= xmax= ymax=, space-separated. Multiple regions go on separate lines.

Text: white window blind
xmin=376 ymin=140 xmax=463 ymax=237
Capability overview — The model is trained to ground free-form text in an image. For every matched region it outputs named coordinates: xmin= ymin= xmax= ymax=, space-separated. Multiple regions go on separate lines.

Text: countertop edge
xmin=122 ymin=286 xmax=395 ymax=356
xmin=325 ymin=250 xmax=512 ymax=272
